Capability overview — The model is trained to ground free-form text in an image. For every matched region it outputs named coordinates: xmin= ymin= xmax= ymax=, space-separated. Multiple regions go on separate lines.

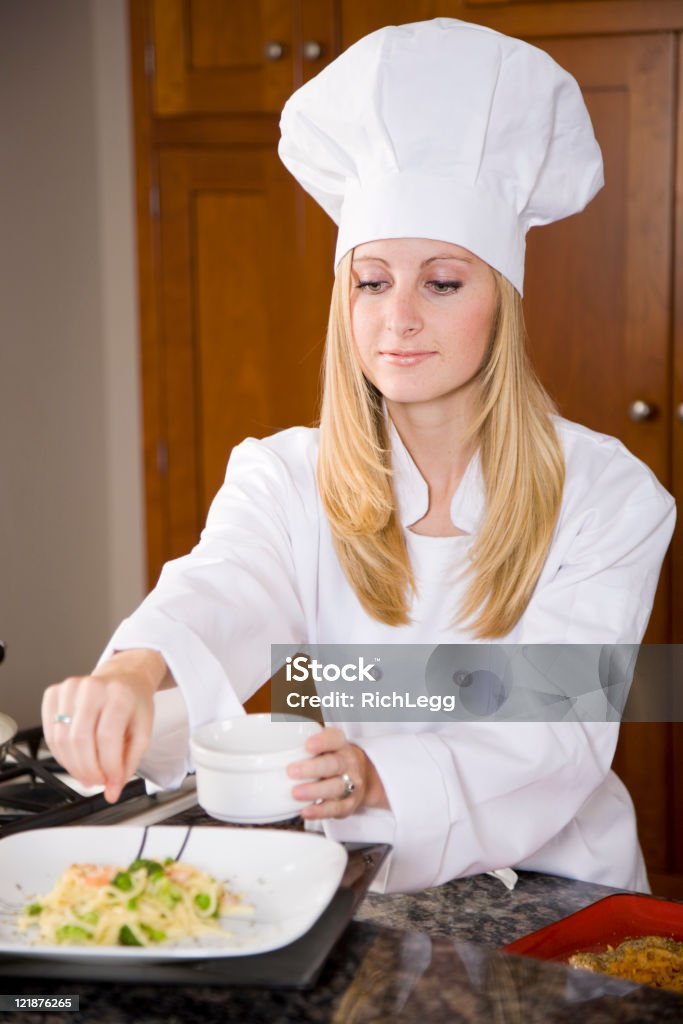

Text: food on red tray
xmin=569 ymin=935 xmax=683 ymax=992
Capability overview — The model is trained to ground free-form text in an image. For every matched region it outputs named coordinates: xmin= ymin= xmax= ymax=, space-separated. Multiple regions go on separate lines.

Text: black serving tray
xmin=0 ymin=841 xmax=390 ymax=990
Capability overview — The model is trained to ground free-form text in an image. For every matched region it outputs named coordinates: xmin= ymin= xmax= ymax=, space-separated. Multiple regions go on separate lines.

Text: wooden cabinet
xmin=519 ymin=35 xmax=680 ymax=893
xmin=130 ymin=0 xmax=683 ymax=893
xmin=156 ymin=147 xmax=333 ymax=558
xmin=525 ymin=32 xmax=675 ymax=636
xmin=339 ymin=0 xmax=683 ymax=41
xmin=130 ymin=0 xmax=336 ymax=577
xmin=148 ymin=0 xmax=336 ymax=115
xmin=150 ymin=0 xmax=294 ymax=115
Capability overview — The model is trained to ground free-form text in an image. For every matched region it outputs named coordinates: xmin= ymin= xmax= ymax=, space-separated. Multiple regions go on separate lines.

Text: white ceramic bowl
xmin=190 ymin=714 xmax=321 ymax=824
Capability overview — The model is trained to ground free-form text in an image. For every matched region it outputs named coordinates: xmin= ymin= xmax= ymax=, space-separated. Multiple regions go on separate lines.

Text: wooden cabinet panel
xmin=300 ymin=0 xmax=339 ymax=84
xmin=519 ymin=32 xmax=677 ymax=887
xmin=151 ymin=0 xmax=295 ymax=114
xmin=673 ymin=25 xmax=683 ymax=647
xmin=340 ymin=0 xmax=683 ymax=46
xmin=523 ymin=34 xmax=674 ymax=494
xmin=149 ymin=0 xmax=337 ymax=116
xmin=670 ymin=22 xmax=683 ymax=893
xmin=615 ymin=723 xmax=672 ymax=877
xmin=465 ymin=0 xmax=683 ymax=35
xmin=157 ymin=146 xmax=334 ymax=558
xmin=194 ymin=190 xmax=273 ymax=513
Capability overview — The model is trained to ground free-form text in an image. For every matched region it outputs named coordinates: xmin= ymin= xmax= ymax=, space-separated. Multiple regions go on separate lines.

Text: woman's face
xmin=349 ymin=238 xmax=498 ymax=415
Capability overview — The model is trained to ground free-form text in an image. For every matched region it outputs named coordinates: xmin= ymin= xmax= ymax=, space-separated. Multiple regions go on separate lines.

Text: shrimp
xmin=70 ymin=863 xmax=118 ymax=887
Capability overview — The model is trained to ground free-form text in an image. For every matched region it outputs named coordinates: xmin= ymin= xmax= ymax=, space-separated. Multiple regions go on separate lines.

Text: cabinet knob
xmin=302 ymin=40 xmax=323 ymax=61
xmin=628 ymin=400 xmax=657 ymax=422
xmin=675 ymin=402 xmax=683 ymax=423
xmin=264 ymin=41 xmax=285 ymax=61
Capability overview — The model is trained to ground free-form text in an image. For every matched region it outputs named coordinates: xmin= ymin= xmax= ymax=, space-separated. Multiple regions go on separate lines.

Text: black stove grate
xmin=0 ymin=725 xmax=146 ymax=836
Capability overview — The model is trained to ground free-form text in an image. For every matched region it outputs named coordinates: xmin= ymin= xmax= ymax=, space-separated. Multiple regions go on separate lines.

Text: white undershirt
xmin=404 ymin=530 xmax=471 ymax=635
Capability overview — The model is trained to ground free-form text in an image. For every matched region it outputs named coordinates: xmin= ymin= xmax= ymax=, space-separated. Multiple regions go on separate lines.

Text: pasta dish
xmin=19 ymin=857 xmax=252 ymax=947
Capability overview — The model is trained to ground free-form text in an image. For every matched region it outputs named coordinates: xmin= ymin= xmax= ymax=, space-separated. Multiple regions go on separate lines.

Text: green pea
xmin=56 ymin=924 xmax=92 ymax=944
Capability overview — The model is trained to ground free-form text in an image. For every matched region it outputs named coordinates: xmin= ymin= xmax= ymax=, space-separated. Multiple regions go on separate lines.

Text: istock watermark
xmin=271 ymin=644 xmax=683 ymax=723
xmin=285 ymin=655 xmax=379 ymax=683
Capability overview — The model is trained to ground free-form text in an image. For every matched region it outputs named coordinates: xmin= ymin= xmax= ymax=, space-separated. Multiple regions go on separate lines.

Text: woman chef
xmin=42 ymin=19 xmax=675 ymax=893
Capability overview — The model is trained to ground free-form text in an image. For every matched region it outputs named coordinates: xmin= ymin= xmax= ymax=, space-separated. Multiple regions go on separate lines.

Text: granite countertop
xmin=2 ymin=814 xmax=682 ymax=1023
xmin=356 ymin=868 xmax=624 ymax=945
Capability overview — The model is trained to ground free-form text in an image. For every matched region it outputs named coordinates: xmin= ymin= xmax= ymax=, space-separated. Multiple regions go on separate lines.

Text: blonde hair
xmin=316 ymin=251 xmax=564 ymax=638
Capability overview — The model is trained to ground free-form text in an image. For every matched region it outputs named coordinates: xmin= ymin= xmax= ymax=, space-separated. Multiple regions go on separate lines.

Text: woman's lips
xmin=379 ymin=351 xmax=436 ymax=367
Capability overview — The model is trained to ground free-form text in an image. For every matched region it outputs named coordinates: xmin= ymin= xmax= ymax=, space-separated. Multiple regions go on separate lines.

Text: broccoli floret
xmin=56 ymin=924 xmax=92 ymax=944
xmin=118 ymin=924 xmax=143 ymax=946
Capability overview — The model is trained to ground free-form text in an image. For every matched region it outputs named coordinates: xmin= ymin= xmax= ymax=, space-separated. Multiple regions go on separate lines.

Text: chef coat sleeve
xmin=99 ymin=436 xmax=309 ymax=789
xmin=323 ymin=451 xmax=676 ymax=892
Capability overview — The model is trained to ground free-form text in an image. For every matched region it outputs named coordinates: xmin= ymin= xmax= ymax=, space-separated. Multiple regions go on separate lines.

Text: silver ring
xmin=340 ymin=772 xmax=355 ymax=799
xmin=54 ymin=713 xmax=73 ymax=725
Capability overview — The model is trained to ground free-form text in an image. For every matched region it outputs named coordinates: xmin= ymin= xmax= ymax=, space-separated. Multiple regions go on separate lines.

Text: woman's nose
xmin=386 ymin=288 xmax=423 ymax=336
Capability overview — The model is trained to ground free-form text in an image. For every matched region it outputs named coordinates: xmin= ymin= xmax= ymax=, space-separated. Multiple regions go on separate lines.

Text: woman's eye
xmin=428 ymin=280 xmax=462 ymax=294
xmin=355 ymin=280 xmax=387 ymax=293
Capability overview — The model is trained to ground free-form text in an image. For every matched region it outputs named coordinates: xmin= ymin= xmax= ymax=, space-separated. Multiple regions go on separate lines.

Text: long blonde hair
xmin=316 ymin=250 xmax=564 ymax=638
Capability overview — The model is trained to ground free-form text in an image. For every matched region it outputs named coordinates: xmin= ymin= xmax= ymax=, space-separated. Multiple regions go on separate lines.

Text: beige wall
xmin=0 ymin=0 xmax=144 ymax=727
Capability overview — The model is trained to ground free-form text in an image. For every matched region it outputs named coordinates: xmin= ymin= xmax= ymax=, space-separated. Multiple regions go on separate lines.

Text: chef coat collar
xmin=386 ymin=413 xmax=485 ymax=534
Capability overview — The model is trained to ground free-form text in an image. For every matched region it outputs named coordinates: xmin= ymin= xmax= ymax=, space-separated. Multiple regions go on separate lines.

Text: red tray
xmin=502 ymin=893 xmax=683 ymax=962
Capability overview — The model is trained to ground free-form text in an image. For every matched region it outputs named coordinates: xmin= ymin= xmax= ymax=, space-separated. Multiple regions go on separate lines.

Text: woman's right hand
xmin=41 ymin=650 xmax=170 ymax=803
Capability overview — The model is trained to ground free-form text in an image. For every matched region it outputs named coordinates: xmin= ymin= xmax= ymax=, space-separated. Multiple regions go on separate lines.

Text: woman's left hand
xmin=287 ymin=726 xmax=389 ymax=819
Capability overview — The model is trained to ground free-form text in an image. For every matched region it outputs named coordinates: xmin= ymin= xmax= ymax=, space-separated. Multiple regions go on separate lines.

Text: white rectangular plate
xmin=0 ymin=826 xmax=347 ymax=963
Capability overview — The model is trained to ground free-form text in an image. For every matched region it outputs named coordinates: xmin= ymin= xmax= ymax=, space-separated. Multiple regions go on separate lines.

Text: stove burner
xmin=0 ymin=725 xmax=146 ymax=836
xmin=0 ymin=782 xmax=65 ymax=815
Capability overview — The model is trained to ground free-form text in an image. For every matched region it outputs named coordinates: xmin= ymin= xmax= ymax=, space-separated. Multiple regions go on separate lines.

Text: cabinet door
xmin=523 ymin=33 xmax=675 ymax=636
xmin=523 ymin=34 xmax=674 ymax=491
xmin=154 ymin=146 xmax=334 ymax=560
xmin=509 ymin=31 xmax=675 ymax=890
xmin=149 ymin=0 xmax=295 ymax=114
xmin=520 ymin=33 xmax=676 ymax=891
xmin=147 ymin=0 xmax=336 ymax=116
xmin=670 ymin=35 xmax=683 ymax=891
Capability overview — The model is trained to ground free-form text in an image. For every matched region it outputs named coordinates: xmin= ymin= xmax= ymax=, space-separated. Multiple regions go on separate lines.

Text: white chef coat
xmin=103 ymin=416 xmax=675 ymax=894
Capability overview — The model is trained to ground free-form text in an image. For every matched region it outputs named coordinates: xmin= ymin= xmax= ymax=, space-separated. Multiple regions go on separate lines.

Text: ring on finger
xmin=54 ymin=713 xmax=73 ymax=725
xmin=340 ymin=772 xmax=355 ymax=799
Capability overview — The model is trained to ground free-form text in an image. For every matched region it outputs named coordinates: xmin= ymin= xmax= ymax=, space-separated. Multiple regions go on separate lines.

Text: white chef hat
xmin=278 ymin=18 xmax=603 ymax=294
